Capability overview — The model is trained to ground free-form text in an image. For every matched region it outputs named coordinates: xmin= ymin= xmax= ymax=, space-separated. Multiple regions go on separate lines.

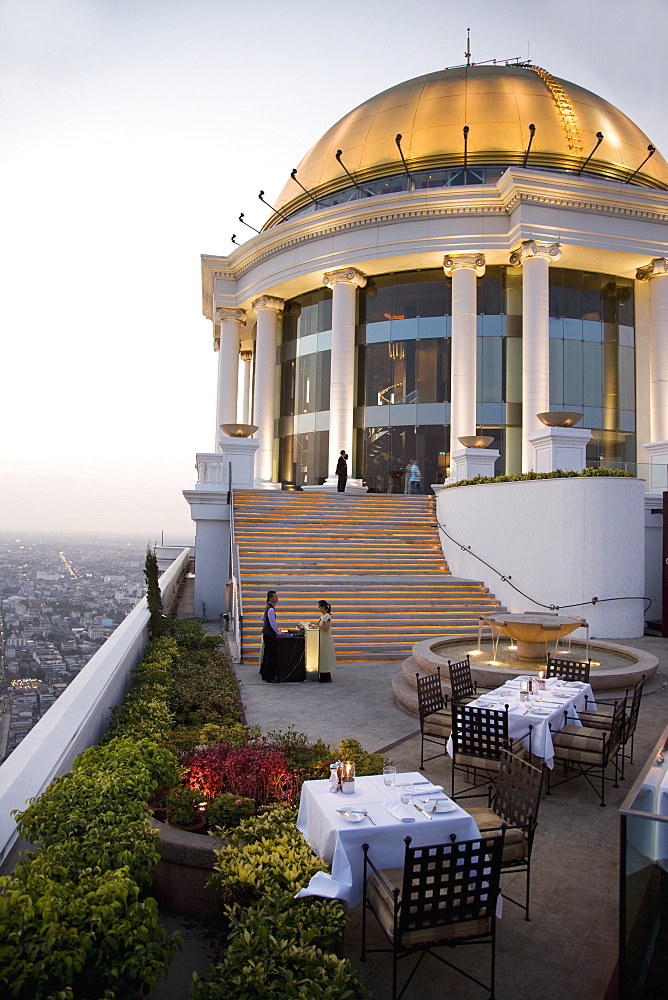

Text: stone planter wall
xmin=149 ymin=818 xmax=225 ymax=923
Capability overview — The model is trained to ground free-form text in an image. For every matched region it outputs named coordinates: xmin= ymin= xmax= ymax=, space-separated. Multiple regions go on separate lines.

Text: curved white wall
xmin=436 ymin=477 xmax=646 ymax=639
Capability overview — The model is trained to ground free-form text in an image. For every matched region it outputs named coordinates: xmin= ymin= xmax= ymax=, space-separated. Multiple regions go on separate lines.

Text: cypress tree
xmin=144 ymin=544 xmax=163 ymax=639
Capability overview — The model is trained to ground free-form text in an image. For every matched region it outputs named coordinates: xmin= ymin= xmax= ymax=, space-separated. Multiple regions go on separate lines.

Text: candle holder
xmin=340 ymin=761 xmax=356 ymax=794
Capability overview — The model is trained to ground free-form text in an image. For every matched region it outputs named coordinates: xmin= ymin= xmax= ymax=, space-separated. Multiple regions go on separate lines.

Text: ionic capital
xmin=443 ymin=253 xmax=486 ymax=277
xmin=509 ymin=240 xmax=562 ymax=266
xmin=252 ymin=295 xmax=284 ymax=312
xmin=636 ymin=257 xmax=668 ymax=281
xmin=214 ymin=307 xmax=246 ymax=324
xmin=322 ymin=267 xmax=367 ymax=289
xmin=240 ymin=349 xmax=253 ymax=362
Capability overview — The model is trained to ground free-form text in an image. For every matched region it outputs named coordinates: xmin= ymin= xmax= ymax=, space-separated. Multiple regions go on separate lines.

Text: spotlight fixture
xmin=290 ymin=168 xmax=319 ymax=205
xmin=523 ymin=124 xmax=536 ymax=168
xmin=238 ymin=213 xmax=260 ymax=234
xmin=578 ymin=132 xmax=604 ymax=175
xmin=258 ymin=190 xmax=288 ymax=221
xmin=626 ymin=144 xmax=656 ymax=183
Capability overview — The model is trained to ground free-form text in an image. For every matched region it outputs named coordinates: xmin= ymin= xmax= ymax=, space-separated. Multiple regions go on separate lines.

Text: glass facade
xmin=275 ymin=267 xmax=636 ymax=492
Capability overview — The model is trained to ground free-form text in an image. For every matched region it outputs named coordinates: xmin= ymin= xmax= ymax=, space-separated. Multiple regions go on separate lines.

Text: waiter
xmin=335 ymin=450 xmax=348 ymax=493
xmin=260 ymin=590 xmax=282 ymax=682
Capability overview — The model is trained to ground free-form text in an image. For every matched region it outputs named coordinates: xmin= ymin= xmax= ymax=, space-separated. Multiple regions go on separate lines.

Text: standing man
xmin=335 ymin=450 xmax=348 ymax=493
xmin=260 ymin=590 xmax=282 ymax=682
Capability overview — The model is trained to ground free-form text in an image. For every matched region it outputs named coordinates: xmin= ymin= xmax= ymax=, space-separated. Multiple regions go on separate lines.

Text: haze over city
xmin=2 ymin=0 xmax=667 ymax=539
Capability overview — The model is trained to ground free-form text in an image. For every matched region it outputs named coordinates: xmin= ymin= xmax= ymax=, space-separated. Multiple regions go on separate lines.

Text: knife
xmin=413 ymin=802 xmax=432 ymax=820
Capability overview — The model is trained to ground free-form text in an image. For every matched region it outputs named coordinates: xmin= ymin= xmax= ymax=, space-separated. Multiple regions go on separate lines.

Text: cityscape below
xmin=0 ymin=534 xmax=150 ymax=761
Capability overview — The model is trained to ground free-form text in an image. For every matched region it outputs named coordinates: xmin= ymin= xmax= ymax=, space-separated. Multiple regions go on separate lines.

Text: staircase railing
xmin=228 ymin=462 xmax=244 ymax=659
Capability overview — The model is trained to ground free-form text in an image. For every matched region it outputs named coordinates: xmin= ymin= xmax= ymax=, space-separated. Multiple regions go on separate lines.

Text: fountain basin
xmin=412 ymin=635 xmax=657 ymax=693
xmin=479 ymin=612 xmax=587 ymax=661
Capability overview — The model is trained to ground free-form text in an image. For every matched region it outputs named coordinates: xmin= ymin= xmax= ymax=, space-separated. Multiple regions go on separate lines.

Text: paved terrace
xmin=153 ymin=629 xmax=668 ymax=1000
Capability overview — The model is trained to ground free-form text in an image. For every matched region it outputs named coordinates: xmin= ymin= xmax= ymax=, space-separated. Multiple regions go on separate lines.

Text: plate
xmin=531 ymin=708 xmax=552 ymax=716
xmin=338 ymin=810 xmax=366 ymax=823
xmin=425 ymin=797 xmax=456 ymax=813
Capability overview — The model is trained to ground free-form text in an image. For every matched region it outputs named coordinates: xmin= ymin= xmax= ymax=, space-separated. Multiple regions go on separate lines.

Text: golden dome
xmin=274 ymin=64 xmax=667 ymax=219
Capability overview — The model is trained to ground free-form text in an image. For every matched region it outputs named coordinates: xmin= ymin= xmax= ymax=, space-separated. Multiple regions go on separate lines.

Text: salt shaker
xmin=329 ymin=762 xmax=341 ymax=793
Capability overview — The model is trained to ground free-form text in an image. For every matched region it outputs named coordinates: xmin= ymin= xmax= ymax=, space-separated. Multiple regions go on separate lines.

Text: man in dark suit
xmin=336 ymin=450 xmax=348 ymax=493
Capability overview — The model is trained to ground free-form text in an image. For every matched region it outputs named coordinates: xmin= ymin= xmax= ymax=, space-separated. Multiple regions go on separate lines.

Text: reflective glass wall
xmin=276 ymin=267 xmax=636 ymax=491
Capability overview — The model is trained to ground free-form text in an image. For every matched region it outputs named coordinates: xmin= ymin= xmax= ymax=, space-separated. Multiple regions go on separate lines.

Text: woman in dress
xmin=308 ymin=599 xmax=335 ymax=683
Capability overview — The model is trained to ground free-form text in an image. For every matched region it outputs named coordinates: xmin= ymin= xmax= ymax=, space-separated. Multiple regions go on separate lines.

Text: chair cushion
xmin=366 ymin=867 xmax=491 ymax=945
xmin=423 ymin=710 xmax=452 ymax=736
xmin=577 ymin=707 xmax=615 ymax=731
xmin=465 ymin=807 xmax=527 ymax=863
xmin=552 ymin=724 xmax=611 ymax=764
xmin=455 ymin=745 xmax=528 ymax=771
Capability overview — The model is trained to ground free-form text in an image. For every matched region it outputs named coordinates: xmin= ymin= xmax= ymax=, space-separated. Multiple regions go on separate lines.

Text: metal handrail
xmin=228 ymin=462 xmax=243 ymax=658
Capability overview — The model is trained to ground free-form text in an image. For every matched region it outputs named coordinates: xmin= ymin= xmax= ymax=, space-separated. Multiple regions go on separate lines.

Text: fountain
xmin=478 ymin=611 xmax=588 ymax=662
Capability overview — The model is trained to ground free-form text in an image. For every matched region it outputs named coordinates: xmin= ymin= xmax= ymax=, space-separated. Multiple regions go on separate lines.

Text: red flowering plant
xmin=183 ymin=740 xmax=301 ymax=808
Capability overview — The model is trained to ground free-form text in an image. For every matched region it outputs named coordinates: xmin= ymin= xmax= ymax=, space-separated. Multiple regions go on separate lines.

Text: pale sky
xmin=1 ymin=0 xmax=667 ymax=540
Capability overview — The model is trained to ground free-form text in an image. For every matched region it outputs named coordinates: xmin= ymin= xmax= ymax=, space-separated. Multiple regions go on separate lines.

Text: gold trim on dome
xmin=530 ymin=66 xmax=583 ymax=153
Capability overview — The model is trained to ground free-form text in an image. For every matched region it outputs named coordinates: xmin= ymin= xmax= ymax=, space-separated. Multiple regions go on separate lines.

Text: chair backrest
xmin=398 ymin=832 xmax=505 ymax=941
xmin=623 ymin=675 xmax=645 ymax=743
xmin=491 ymin=748 xmax=543 ymax=838
xmin=546 ymin=655 xmax=591 ymax=683
xmin=448 ymin=656 xmax=474 ymax=703
xmin=416 ymin=668 xmax=445 ymax=723
xmin=604 ymin=699 xmax=627 ymax=761
xmin=452 ymin=704 xmax=510 ymax=760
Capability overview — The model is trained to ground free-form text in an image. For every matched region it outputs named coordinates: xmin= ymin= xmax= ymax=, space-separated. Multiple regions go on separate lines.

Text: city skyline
xmin=2 ymin=0 xmax=667 ymax=537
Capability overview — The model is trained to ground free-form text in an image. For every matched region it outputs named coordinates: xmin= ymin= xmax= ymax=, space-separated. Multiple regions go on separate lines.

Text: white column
xmin=239 ymin=350 xmax=253 ymax=424
xmin=214 ymin=308 xmax=245 ymax=447
xmin=252 ymin=295 xmax=283 ymax=487
xmin=322 ymin=267 xmax=366 ymax=478
xmin=510 ymin=240 xmax=562 ymax=471
xmin=443 ymin=254 xmax=485 ymax=457
xmin=637 ymin=258 xmax=668 ymax=443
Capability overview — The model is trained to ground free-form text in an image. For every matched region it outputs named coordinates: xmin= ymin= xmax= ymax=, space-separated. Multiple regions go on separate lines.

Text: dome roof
xmin=274 ymin=64 xmax=667 ymax=217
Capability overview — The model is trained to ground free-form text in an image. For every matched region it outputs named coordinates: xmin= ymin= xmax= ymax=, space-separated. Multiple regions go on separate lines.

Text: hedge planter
xmin=149 ymin=817 xmax=225 ymax=923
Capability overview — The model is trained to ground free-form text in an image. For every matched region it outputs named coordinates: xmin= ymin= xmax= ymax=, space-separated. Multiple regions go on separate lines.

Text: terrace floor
xmin=151 ymin=633 xmax=668 ymax=1000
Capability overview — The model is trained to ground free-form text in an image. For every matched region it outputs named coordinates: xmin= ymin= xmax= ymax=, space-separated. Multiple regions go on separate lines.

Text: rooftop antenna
xmin=465 ymin=27 xmax=471 ymax=66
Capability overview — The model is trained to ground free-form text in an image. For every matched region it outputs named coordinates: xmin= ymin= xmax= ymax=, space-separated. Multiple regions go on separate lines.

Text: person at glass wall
xmin=409 ymin=459 xmax=422 ymax=495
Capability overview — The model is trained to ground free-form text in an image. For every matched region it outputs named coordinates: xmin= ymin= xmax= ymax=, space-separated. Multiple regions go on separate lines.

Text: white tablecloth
xmin=295 ymin=772 xmax=481 ymax=908
xmin=447 ymin=678 xmax=596 ymax=768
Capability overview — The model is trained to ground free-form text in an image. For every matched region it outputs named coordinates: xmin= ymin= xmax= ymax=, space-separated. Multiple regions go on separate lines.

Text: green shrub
xmin=169 ymin=649 xmax=239 ymax=726
xmin=442 ymin=467 xmax=634 ymax=489
xmin=191 ymin=896 xmax=367 ymax=1000
xmin=205 ymin=793 xmax=255 ymax=830
xmin=334 ymin=738 xmax=389 ymax=777
xmin=2 ymin=737 xmax=179 ymax=999
xmin=209 ymin=806 xmax=328 ymax=906
xmin=165 ymin=785 xmax=204 ymax=827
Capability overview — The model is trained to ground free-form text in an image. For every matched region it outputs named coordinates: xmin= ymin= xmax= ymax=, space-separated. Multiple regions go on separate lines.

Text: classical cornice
xmin=200 ymin=169 xmax=668 ymax=313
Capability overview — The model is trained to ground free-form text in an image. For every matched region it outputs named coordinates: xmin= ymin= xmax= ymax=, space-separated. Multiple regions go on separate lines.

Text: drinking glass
xmin=383 ymin=766 xmax=397 ymax=786
xmin=399 ymin=783 xmax=413 ymax=805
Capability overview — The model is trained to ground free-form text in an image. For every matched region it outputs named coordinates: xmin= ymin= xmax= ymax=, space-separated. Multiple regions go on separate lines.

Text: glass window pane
xmin=583 ymin=341 xmax=603 ymax=406
xmin=619 ymin=345 xmax=635 ymax=410
xmin=563 ymin=340 xmax=584 ymax=405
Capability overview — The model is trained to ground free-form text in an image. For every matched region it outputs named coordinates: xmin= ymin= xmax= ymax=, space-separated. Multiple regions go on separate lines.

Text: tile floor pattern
xmin=152 ymin=632 xmax=668 ymax=1000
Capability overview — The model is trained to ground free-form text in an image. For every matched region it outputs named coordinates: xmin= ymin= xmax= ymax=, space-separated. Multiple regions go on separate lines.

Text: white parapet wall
xmin=436 ymin=476 xmax=646 ymax=639
xmin=0 ymin=547 xmax=191 ymax=873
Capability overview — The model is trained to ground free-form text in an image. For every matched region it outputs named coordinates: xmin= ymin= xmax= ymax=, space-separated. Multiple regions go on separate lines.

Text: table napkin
xmin=383 ymin=800 xmax=417 ymax=822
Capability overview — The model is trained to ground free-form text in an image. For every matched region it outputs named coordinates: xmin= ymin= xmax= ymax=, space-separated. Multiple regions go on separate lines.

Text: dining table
xmin=447 ymin=676 xmax=597 ymax=768
xmin=295 ymin=771 xmax=481 ymax=908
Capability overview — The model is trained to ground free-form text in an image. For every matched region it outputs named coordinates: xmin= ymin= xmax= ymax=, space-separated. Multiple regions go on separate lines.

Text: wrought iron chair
xmin=546 ymin=655 xmax=591 ymax=683
xmin=415 ymin=667 xmax=451 ymax=770
xmin=547 ymin=697 xmax=625 ymax=806
xmin=579 ymin=675 xmax=644 ymax=779
xmin=361 ymin=831 xmax=506 ymax=1000
xmin=463 ymin=748 xmax=544 ymax=920
xmin=448 ymin=655 xmax=479 ymax=705
xmin=450 ymin=703 xmax=531 ymax=801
